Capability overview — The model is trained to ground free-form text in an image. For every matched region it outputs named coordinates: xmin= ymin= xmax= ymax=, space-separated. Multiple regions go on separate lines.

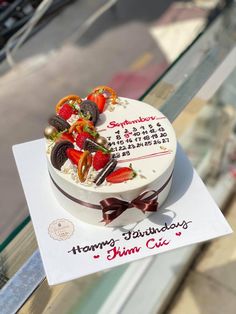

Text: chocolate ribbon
xmin=100 ymin=190 xmax=159 ymax=224
xmin=49 ymin=171 xmax=173 ymax=225
xmin=100 ymin=171 xmax=173 ymax=224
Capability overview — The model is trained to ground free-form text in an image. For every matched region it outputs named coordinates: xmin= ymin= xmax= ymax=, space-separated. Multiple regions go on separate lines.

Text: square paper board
xmin=13 ymin=139 xmax=232 ymax=285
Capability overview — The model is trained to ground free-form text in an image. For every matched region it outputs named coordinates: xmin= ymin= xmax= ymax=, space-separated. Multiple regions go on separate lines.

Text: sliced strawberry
xmin=58 ymin=103 xmax=76 ymax=120
xmin=106 ymin=165 xmax=136 ymax=183
xmin=93 ymin=151 xmax=110 ymax=171
xmin=55 ymin=132 xmax=75 ymax=144
xmin=66 ymin=148 xmax=83 ymax=165
xmin=59 ymin=132 xmax=74 ymax=143
xmin=55 ymin=131 xmax=74 ymax=143
xmin=87 ymin=92 xmax=106 ymax=113
xmin=75 ymin=132 xmax=94 ymax=149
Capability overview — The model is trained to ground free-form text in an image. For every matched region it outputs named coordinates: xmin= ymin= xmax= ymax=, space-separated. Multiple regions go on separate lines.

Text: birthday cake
xmin=45 ymin=86 xmax=177 ymax=227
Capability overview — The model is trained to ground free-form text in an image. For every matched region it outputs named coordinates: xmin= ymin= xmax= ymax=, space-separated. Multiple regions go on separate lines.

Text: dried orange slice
xmin=77 ymin=151 xmax=92 ymax=182
xmin=92 ymin=86 xmax=117 ymax=105
xmin=55 ymin=95 xmax=82 ymax=113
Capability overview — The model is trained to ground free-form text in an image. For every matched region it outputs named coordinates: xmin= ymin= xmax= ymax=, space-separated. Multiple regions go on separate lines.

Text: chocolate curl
xmin=100 ymin=190 xmax=159 ymax=224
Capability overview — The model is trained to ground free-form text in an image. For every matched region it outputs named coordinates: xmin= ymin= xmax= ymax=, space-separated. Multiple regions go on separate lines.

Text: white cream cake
xmin=45 ymin=89 xmax=176 ymax=227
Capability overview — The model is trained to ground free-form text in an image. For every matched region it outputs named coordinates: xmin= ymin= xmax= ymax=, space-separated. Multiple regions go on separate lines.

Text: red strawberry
xmin=66 ymin=148 xmax=83 ymax=165
xmin=93 ymin=151 xmax=110 ymax=171
xmin=58 ymin=103 xmax=75 ymax=120
xmin=55 ymin=132 xmax=74 ymax=143
xmin=87 ymin=92 xmax=106 ymax=113
xmin=75 ymin=132 xmax=94 ymax=149
xmin=106 ymin=165 xmax=136 ymax=183
xmin=59 ymin=132 xmax=74 ymax=143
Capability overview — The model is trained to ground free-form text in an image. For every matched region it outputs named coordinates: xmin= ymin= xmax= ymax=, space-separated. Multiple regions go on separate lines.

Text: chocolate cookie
xmin=50 ymin=140 xmax=74 ymax=170
xmin=83 ymin=138 xmax=110 ymax=154
xmin=49 ymin=115 xmax=70 ymax=132
xmin=80 ymin=100 xmax=99 ymax=125
xmin=94 ymin=158 xmax=117 ymax=186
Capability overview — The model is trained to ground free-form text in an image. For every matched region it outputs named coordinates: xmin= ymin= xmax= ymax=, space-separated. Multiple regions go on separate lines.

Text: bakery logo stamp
xmin=48 ymin=218 xmax=74 ymax=241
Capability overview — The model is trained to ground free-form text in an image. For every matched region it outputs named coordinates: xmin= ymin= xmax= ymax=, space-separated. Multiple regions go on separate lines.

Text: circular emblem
xmin=48 ymin=219 xmax=74 ymax=241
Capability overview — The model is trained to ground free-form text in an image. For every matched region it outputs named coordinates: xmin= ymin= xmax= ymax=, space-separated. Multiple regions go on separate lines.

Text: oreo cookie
xmin=83 ymin=138 xmax=110 ymax=154
xmin=80 ymin=100 xmax=99 ymax=125
xmin=94 ymin=158 xmax=117 ymax=186
xmin=51 ymin=140 xmax=74 ymax=170
xmin=49 ymin=115 xmax=70 ymax=132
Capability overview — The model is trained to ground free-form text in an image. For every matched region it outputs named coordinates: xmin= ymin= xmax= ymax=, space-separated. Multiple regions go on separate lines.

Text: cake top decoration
xmin=45 ymin=86 xmax=176 ymax=192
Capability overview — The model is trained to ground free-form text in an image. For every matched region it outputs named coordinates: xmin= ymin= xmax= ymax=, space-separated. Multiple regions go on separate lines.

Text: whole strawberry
xmin=87 ymin=92 xmax=106 ymax=113
xmin=76 ymin=132 xmax=94 ymax=149
xmin=93 ymin=151 xmax=110 ymax=171
xmin=106 ymin=164 xmax=136 ymax=183
xmin=58 ymin=103 xmax=75 ymax=120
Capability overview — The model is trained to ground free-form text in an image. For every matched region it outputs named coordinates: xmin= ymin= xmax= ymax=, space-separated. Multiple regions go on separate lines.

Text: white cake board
xmin=13 ymin=139 xmax=232 ymax=285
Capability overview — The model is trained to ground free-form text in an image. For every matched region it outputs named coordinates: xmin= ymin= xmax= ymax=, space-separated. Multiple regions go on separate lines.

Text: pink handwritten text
xmin=146 ymin=237 xmax=170 ymax=249
xmin=107 ymin=116 xmax=157 ymax=129
xmin=106 ymin=246 xmax=141 ymax=261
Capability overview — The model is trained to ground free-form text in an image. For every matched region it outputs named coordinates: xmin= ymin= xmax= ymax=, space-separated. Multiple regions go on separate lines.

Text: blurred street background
xmin=1 ymin=0 xmax=236 ymax=313
xmin=0 ymin=0 xmax=218 ymax=243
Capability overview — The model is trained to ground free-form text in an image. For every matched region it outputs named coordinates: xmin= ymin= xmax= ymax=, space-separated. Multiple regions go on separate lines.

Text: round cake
xmin=45 ymin=87 xmax=177 ymax=227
